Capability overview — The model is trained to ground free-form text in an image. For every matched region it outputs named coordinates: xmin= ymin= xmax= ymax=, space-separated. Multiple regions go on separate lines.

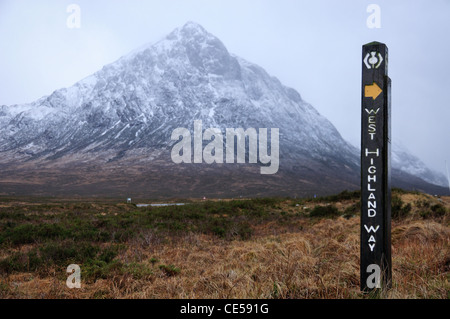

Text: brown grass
xmin=0 ymin=193 xmax=448 ymax=299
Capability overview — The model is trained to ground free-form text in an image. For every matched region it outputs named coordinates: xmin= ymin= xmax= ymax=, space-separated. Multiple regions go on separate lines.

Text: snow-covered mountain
xmin=392 ymin=141 xmax=448 ymax=187
xmin=0 ymin=22 xmax=447 ymax=197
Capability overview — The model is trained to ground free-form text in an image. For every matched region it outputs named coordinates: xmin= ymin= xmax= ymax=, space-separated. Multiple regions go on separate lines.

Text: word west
xmin=66 ymin=4 xmax=81 ymax=29
xmin=66 ymin=264 xmax=81 ymax=289
xmin=171 ymin=120 xmax=279 ymax=175
xmin=367 ymin=4 xmax=381 ymax=29
xmin=364 ymin=106 xmax=381 ymax=253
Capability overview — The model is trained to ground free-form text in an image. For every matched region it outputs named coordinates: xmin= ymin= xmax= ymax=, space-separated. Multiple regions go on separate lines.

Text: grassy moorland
xmin=0 ymin=190 xmax=448 ymax=299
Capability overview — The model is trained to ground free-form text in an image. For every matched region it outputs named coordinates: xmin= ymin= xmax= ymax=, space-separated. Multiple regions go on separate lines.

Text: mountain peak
xmin=181 ymin=21 xmax=208 ymax=33
xmin=175 ymin=21 xmax=215 ymax=43
xmin=123 ymin=22 xmax=217 ymax=66
xmin=149 ymin=21 xmax=237 ymax=78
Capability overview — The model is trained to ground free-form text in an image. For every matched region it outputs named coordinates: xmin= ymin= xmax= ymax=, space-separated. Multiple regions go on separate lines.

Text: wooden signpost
xmin=361 ymin=42 xmax=392 ymax=291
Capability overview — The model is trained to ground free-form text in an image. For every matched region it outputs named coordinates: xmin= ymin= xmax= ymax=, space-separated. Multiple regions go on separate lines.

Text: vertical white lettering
xmin=365 ymin=149 xmax=380 ymax=157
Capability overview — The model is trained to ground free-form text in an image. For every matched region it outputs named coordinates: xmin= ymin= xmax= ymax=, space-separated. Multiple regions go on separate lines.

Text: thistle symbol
xmin=364 ymin=52 xmax=384 ymax=69
xmin=368 ymin=52 xmax=379 ymax=68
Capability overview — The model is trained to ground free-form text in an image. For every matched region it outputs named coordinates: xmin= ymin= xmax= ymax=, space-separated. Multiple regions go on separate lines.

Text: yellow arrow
xmin=365 ymin=82 xmax=383 ymax=100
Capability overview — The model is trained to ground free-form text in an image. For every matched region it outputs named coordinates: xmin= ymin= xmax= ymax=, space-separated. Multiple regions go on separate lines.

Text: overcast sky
xmin=0 ymin=0 xmax=449 ymax=177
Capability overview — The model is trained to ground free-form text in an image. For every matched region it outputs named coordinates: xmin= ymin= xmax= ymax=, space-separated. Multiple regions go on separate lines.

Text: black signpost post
xmin=361 ymin=42 xmax=392 ymax=291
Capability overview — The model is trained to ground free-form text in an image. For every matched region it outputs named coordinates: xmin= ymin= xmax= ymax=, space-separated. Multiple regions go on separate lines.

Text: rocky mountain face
xmin=0 ymin=22 xmax=447 ymax=198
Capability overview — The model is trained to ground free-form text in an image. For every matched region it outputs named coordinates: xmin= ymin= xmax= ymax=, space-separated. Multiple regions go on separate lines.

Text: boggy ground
xmin=0 ymin=190 xmax=448 ymax=299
